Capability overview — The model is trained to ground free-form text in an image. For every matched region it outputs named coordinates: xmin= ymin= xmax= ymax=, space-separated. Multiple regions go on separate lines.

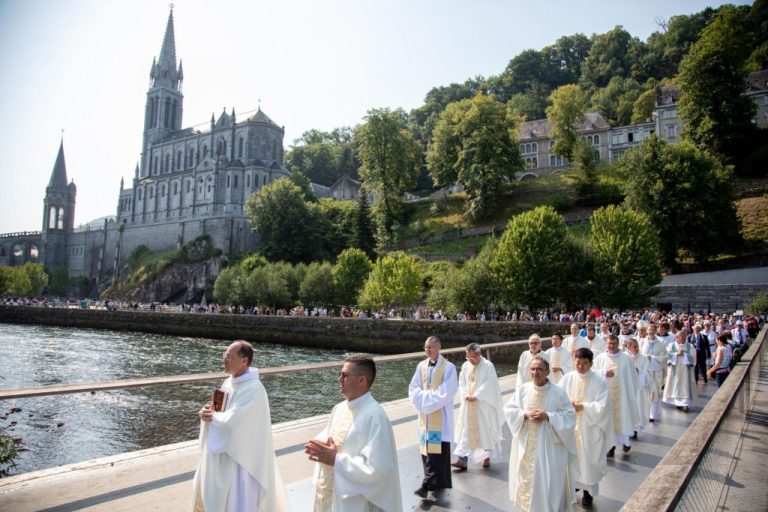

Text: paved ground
xmin=660 ymin=266 xmax=768 ymax=286
xmin=0 ymin=371 xmax=740 ymax=512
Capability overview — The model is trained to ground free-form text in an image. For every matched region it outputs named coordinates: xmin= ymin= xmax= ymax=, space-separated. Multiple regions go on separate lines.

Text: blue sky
xmin=0 ymin=0 xmax=749 ymax=233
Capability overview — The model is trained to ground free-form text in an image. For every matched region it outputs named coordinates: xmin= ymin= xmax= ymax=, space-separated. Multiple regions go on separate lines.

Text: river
xmin=0 ymin=323 xmax=360 ymax=474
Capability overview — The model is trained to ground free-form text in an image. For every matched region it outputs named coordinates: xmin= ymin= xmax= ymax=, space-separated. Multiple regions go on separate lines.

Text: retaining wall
xmin=0 ymin=305 xmax=563 ymax=354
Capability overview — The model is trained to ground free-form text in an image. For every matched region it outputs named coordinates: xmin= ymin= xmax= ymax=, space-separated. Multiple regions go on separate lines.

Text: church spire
xmin=149 ymin=8 xmax=182 ymax=91
xmin=48 ymin=139 xmax=68 ymax=188
xmin=158 ymin=9 xmax=177 ymax=73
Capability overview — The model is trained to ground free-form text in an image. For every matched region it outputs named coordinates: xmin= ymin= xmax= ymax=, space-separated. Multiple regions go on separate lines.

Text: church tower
xmin=141 ymin=8 xmax=184 ymax=176
xmin=41 ymin=140 xmax=76 ymax=269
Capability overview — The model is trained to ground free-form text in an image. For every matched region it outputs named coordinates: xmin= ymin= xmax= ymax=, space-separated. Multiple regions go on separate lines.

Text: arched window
xmin=176 ymin=151 xmax=182 ymax=170
xmin=520 ymin=144 xmax=525 ymax=153
xmin=161 ymin=184 xmax=166 ymax=197
xmin=154 ymin=156 xmax=159 ymax=174
xmin=171 ymin=100 xmax=177 ymax=128
xmin=48 ymin=207 xmax=56 ymax=229
xmin=202 ymin=145 xmax=208 ymax=158
xmin=164 ymin=97 xmax=171 ymax=127
xmin=57 ymin=207 xmax=64 ymax=229
xmin=246 ymin=174 xmax=250 ymax=187
xmin=149 ymin=187 xmax=154 ymax=199
xmin=532 ymin=157 xmax=538 ymax=168
xmin=525 ymin=143 xmax=531 ymax=153
xmin=587 ymin=135 xmax=593 ymax=145
xmin=138 ymin=189 xmax=143 ymax=200
xmin=174 ymin=182 xmax=178 ymax=195
xmin=164 ymin=153 xmax=170 ymax=172
xmin=238 ymin=137 xmax=244 ymax=158
xmin=227 ymin=175 xmax=231 ymax=187
xmin=189 ymin=148 xmax=195 ymax=168
xmin=233 ymin=175 xmax=238 ymax=188
xmin=594 ymin=149 xmax=600 ymax=160
xmin=532 ymin=143 xmax=538 ymax=153
xmin=594 ymin=134 xmax=600 ymax=145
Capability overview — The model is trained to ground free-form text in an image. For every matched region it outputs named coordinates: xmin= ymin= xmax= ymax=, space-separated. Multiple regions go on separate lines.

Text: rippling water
xmin=0 ymin=323 xmax=359 ymax=474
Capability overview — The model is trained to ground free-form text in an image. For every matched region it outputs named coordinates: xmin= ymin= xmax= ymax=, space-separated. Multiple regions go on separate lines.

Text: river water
xmin=0 ymin=323 xmax=363 ymax=474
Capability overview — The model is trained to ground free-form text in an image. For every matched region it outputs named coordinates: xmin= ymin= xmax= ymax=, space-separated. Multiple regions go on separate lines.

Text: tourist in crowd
xmin=558 ymin=348 xmax=612 ymax=507
xmin=689 ymin=324 xmax=712 ymax=384
xmin=192 ymin=340 xmax=288 ymax=511
xmin=707 ymin=333 xmax=733 ymax=387
xmin=452 ymin=343 xmax=505 ymax=471
xmin=663 ymin=329 xmax=697 ymax=412
xmin=545 ymin=333 xmax=573 ymax=385
xmin=505 ymin=356 xmax=578 ymax=511
xmin=593 ymin=334 xmax=640 ymax=456
xmin=409 ymin=336 xmax=458 ymax=499
xmin=305 ymin=355 xmax=402 ymax=512
xmin=516 ymin=334 xmax=549 ymax=389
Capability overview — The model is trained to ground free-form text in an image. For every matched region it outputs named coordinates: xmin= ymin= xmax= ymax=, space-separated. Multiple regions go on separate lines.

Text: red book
xmin=212 ymin=388 xmax=229 ymax=412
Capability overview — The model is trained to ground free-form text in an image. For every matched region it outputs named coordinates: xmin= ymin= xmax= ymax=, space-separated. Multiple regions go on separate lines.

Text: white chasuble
xmin=629 ymin=352 xmax=651 ymax=431
xmin=408 ymin=355 xmax=458 ymax=444
xmin=593 ymin=352 xmax=640 ymax=437
xmin=663 ymin=343 xmax=698 ymax=407
xmin=504 ymin=381 xmax=578 ymax=512
xmin=192 ymin=368 xmax=289 ymax=512
xmin=558 ymin=370 xmax=612 ymax=491
xmin=640 ymin=337 xmax=667 ymax=401
xmin=545 ymin=346 xmax=573 ymax=385
xmin=312 ymin=392 xmax=402 ymax=512
xmin=454 ymin=357 xmax=505 ymax=462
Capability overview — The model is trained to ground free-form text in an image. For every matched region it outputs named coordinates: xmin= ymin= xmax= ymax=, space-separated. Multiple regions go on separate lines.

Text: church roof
xmin=48 ymin=140 xmax=68 ymax=188
xmin=248 ymin=108 xmax=278 ymax=126
xmin=518 ymin=112 xmax=609 ymax=140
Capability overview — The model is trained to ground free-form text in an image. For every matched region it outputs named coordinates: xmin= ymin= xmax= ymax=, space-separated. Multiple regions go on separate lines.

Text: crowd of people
xmin=191 ymin=311 xmax=759 ymax=511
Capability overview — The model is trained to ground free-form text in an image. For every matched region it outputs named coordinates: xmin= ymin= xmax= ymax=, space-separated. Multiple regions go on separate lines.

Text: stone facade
xmin=652 ymin=283 xmax=767 ymax=314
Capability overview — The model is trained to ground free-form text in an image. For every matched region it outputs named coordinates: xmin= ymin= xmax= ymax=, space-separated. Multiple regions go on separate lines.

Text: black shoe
xmin=607 ymin=446 xmax=615 ymax=458
xmin=631 ymin=431 xmax=638 ymax=440
xmin=649 ymin=418 xmax=655 ymax=423
xmin=414 ymin=485 xmax=429 ymax=498
xmin=622 ymin=444 xmax=631 ymax=453
xmin=582 ymin=490 xmax=594 ymax=506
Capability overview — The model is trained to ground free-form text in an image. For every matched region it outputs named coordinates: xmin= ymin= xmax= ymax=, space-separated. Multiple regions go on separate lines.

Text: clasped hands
xmin=525 ymin=408 xmax=549 ymax=423
xmin=304 ymin=437 xmax=338 ymax=466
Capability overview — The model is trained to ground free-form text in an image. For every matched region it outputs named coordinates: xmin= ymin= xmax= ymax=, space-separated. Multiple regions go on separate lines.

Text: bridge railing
xmin=621 ymin=324 xmax=767 ymax=512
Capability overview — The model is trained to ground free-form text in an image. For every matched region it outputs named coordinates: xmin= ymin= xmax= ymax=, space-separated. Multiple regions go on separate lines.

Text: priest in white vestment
xmin=193 ymin=340 xmax=289 ymax=512
xmin=625 ymin=339 xmax=650 ymax=437
xmin=558 ymin=348 xmax=612 ymax=507
xmin=663 ymin=329 xmax=698 ymax=412
xmin=505 ymin=356 xmax=579 ymax=512
xmin=640 ymin=327 xmax=667 ymax=423
xmin=516 ymin=334 xmax=549 ymax=390
xmin=585 ymin=325 xmax=607 ymax=356
xmin=564 ymin=323 xmax=589 ymax=359
xmin=545 ymin=333 xmax=573 ymax=385
xmin=409 ymin=336 xmax=458 ymax=498
xmin=305 ymin=355 xmax=402 ymax=512
xmin=452 ymin=343 xmax=505 ymax=470
xmin=593 ymin=334 xmax=640 ymax=456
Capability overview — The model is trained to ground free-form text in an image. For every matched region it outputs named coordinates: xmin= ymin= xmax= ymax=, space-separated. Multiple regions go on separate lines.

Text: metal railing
xmin=621 ymin=325 xmax=767 ymax=511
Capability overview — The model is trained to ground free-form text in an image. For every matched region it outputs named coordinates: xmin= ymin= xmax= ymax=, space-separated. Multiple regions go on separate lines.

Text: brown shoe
xmin=622 ymin=444 xmax=631 ymax=453
xmin=607 ymin=446 xmax=615 ymax=458
xmin=482 ymin=458 xmax=490 ymax=468
xmin=451 ymin=460 xmax=467 ymax=470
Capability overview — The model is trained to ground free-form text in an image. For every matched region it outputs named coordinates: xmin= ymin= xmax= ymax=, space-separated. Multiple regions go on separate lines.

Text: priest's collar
xmin=347 ymin=391 xmax=371 ymax=409
xmin=428 ymin=355 xmax=442 ymax=366
xmin=232 ymin=367 xmax=260 ymax=384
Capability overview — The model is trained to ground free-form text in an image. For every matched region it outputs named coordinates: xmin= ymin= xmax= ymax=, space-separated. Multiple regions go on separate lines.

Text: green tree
xmin=245 ymin=178 xmax=319 ymax=264
xmin=358 ymin=252 xmax=424 ymax=309
xmin=46 ymin=266 xmax=70 ymax=296
xmin=288 ymin=171 xmax=318 ymax=202
xmin=589 ymin=205 xmax=663 ymax=309
xmin=427 ymin=94 xmax=523 ymax=221
xmin=299 ymin=262 xmax=336 ymax=307
xmin=590 ymin=76 xmax=643 ymax=126
xmin=332 ymin=248 xmax=373 ymax=306
xmin=558 ymin=236 xmax=597 ymax=311
xmin=631 ymin=85 xmax=658 ymax=124
xmin=213 ymin=265 xmax=249 ymax=306
xmin=580 ymin=26 xmax=642 ymax=88
xmin=747 ymin=287 xmax=768 ymax=315
xmin=354 ymin=192 xmax=377 ymax=259
xmin=492 ymin=206 xmax=569 ymax=308
xmin=314 ymin=198 xmax=357 ymax=259
xmin=355 ymin=108 xmax=422 ymax=248
xmin=678 ymin=6 xmax=757 ymax=171
xmin=21 ymin=263 xmax=47 ymax=297
xmin=247 ymin=266 xmax=291 ymax=310
xmin=0 ymin=266 xmax=32 ymax=296
xmin=622 ymin=136 xmax=741 ymax=268
xmin=546 ymin=84 xmax=587 ymax=161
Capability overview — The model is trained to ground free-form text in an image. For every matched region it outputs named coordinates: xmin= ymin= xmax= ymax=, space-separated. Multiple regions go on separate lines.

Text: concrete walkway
xmin=0 ymin=373 xmax=755 ymax=511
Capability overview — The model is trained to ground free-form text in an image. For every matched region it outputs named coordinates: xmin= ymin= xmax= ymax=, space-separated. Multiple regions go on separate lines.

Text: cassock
xmin=593 ymin=351 xmax=640 ymax=446
xmin=516 ymin=350 xmax=549 ymax=390
xmin=504 ymin=380 xmax=579 ymax=512
xmin=192 ymin=368 xmax=288 ymax=512
xmin=312 ymin=392 xmax=402 ymax=512
xmin=663 ymin=342 xmax=698 ymax=407
xmin=639 ymin=336 xmax=667 ymax=421
xmin=628 ymin=352 xmax=651 ymax=432
xmin=454 ymin=357 xmax=505 ymax=463
xmin=408 ymin=355 xmax=458 ymax=490
xmin=545 ymin=346 xmax=573 ymax=385
xmin=558 ymin=370 xmax=612 ymax=495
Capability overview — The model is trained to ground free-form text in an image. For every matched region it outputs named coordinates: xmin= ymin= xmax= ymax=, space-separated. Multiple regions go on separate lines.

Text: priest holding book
xmin=192 ymin=340 xmax=289 ymax=512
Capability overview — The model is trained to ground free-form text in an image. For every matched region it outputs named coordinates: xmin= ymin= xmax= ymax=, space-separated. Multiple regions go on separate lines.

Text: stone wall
xmin=0 ymin=305 xmax=565 ymax=355
xmin=652 ymin=284 xmax=767 ymax=313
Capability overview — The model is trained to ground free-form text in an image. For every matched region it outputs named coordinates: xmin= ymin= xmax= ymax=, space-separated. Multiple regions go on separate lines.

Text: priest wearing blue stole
xmin=409 ymin=336 xmax=459 ymax=498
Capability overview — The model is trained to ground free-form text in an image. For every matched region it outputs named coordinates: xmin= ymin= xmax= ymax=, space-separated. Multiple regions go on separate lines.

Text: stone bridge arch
xmin=0 ymin=232 xmax=42 ymax=266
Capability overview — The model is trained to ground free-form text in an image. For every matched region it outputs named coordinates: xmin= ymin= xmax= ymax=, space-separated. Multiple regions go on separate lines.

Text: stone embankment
xmin=0 ymin=305 xmax=561 ymax=355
